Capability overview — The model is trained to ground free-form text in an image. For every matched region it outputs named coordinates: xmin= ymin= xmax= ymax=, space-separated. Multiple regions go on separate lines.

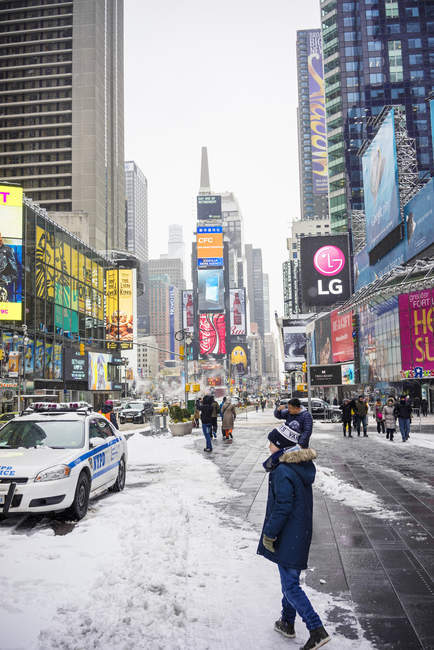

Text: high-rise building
xmin=263 ymin=333 xmax=279 ymax=383
xmin=149 ymin=258 xmax=185 ymax=290
xmin=321 ymin=0 xmax=434 ymax=233
xmin=0 ymin=0 xmax=125 ymax=251
xmin=125 ymin=161 xmax=148 ymax=334
xmin=263 ymin=273 xmax=271 ymax=334
xmin=245 ymin=244 xmax=265 ymax=336
xmin=168 ymin=225 xmax=185 ymax=262
xmin=296 ymin=29 xmax=329 ymax=220
xmin=137 ymin=336 xmax=159 ymax=381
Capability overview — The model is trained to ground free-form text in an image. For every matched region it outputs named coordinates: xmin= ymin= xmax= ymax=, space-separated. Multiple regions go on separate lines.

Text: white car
xmin=0 ymin=403 xmax=127 ymax=520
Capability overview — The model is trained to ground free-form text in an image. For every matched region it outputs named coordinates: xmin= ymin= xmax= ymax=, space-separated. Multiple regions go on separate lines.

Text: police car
xmin=0 ymin=403 xmax=128 ymax=520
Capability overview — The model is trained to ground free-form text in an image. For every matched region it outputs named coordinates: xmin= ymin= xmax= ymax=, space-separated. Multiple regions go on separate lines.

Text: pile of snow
xmin=315 ymin=465 xmax=402 ymax=521
xmin=1 ymin=433 xmax=373 ymax=649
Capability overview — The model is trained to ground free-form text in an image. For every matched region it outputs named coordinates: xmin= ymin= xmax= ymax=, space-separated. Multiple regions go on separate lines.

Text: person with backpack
xmin=199 ymin=394 xmax=214 ymax=452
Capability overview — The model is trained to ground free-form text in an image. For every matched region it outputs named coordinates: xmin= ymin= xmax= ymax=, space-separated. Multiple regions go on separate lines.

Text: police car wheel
xmin=110 ymin=456 xmax=126 ymax=492
xmin=67 ymin=471 xmax=90 ymax=520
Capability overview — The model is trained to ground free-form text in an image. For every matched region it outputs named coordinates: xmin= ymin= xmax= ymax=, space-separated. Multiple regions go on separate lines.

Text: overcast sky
xmin=124 ymin=0 xmax=321 ymax=330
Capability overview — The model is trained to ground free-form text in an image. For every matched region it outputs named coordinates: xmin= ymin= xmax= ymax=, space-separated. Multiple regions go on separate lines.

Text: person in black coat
xmin=199 ymin=394 xmax=214 ymax=452
xmin=257 ymin=424 xmax=330 ymax=650
xmin=340 ymin=398 xmax=354 ymax=437
xmin=394 ymin=395 xmax=412 ymax=442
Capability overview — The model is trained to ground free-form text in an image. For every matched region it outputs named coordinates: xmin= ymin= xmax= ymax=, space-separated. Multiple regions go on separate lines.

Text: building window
xmin=407 ymin=23 xmax=421 ymax=33
xmin=385 ymin=1 xmax=399 ymax=19
xmin=369 ymin=56 xmax=382 ymax=68
xmin=391 ymin=87 xmax=405 ymax=99
xmin=409 ymin=53 xmax=423 ymax=65
xmin=388 ymin=40 xmax=403 ymax=82
xmin=405 ymin=7 xmax=419 ymax=18
xmin=344 ymin=17 xmax=355 ymax=26
xmin=347 ymin=92 xmax=361 ymax=103
xmin=408 ymin=38 xmax=422 ymax=49
xmin=346 ymin=61 xmax=360 ymax=71
xmin=386 ymin=24 xmax=400 ymax=34
xmin=346 ymin=76 xmax=359 ymax=86
xmin=412 ymin=86 xmax=426 ymax=97
xmin=370 ymin=72 xmax=383 ymax=84
xmin=343 ymin=3 xmax=355 ymax=11
xmin=410 ymin=69 xmax=424 ymax=81
xmin=368 ymin=41 xmax=382 ymax=51
xmin=344 ymin=32 xmax=356 ymax=41
xmin=366 ymin=9 xmax=379 ymax=18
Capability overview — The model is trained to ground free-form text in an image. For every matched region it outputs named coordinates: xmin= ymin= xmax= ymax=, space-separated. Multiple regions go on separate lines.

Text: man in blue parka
xmin=274 ymin=397 xmax=313 ymax=448
xmin=257 ymin=422 xmax=330 ymax=650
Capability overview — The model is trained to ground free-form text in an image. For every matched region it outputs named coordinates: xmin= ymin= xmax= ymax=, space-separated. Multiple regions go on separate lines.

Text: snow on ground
xmin=315 ymin=465 xmax=402 ymax=521
xmin=1 ymin=432 xmax=373 ymax=650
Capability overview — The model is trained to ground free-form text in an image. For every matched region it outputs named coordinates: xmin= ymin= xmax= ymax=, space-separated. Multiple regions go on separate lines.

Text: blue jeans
xmin=356 ymin=414 xmax=368 ymax=435
xmin=202 ymin=423 xmax=212 ymax=450
xmin=278 ymin=565 xmax=322 ymax=631
xmin=398 ymin=417 xmax=410 ymax=441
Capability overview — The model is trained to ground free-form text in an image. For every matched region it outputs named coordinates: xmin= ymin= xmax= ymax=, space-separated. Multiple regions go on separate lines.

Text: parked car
xmin=0 ymin=412 xmax=18 ymax=428
xmin=119 ymin=400 xmax=154 ymax=425
xmin=299 ymin=398 xmax=342 ymax=422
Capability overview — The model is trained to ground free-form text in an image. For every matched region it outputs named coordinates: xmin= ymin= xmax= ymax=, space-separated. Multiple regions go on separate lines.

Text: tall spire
xmin=199 ymin=146 xmax=211 ymax=194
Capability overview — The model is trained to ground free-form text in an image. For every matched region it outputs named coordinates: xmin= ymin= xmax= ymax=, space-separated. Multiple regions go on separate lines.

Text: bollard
xmin=161 ymin=414 xmax=168 ymax=432
xmin=153 ymin=415 xmax=160 ymax=433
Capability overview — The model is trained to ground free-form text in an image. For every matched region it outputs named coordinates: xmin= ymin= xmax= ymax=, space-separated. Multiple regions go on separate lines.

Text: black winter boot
xmin=274 ymin=618 xmax=295 ymax=638
xmin=300 ymin=626 xmax=330 ymax=649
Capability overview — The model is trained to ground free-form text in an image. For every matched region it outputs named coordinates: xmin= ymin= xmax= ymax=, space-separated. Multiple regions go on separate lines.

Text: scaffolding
xmin=351 ymin=209 xmax=366 ymax=254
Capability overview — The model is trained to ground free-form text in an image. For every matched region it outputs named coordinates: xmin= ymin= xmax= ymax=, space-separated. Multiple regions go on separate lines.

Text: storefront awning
xmin=339 ymin=257 xmax=434 ymax=313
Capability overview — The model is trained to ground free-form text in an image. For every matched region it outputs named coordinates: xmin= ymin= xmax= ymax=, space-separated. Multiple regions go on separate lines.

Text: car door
xmin=95 ymin=417 xmax=120 ymax=485
xmin=88 ymin=418 xmax=112 ymax=490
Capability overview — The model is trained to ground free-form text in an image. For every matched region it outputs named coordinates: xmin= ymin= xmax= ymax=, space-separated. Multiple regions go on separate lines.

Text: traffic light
xmin=301 ymin=361 xmax=307 ymax=373
xmin=79 ymin=343 xmax=85 ymax=356
xmin=179 ymin=345 xmax=184 ymax=360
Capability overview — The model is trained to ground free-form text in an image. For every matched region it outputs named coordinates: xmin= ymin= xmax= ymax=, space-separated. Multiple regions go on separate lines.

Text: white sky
xmin=124 ymin=0 xmax=322 ymax=323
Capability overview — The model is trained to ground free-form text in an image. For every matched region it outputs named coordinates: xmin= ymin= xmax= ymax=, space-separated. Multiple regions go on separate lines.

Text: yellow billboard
xmin=0 ymin=185 xmax=23 ymax=321
xmin=106 ymin=269 xmax=133 ymax=349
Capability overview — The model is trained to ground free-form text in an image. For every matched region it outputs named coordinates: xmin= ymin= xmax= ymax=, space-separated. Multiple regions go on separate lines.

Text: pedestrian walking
xmin=340 ymin=398 xmax=353 ymax=437
xmin=421 ymin=397 xmax=428 ymax=416
xmin=100 ymin=400 xmax=119 ymax=429
xmin=274 ymin=397 xmax=313 ymax=448
xmin=257 ymin=425 xmax=330 ymax=650
xmin=211 ymin=397 xmax=219 ymax=439
xmin=413 ymin=395 xmax=421 ymax=417
xmin=193 ymin=398 xmax=202 ymax=428
xmin=353 ymin=395 xmax=369 ymax=437
xmin=261 ymin=398 xmax=266 ymax=412
xmin=255 ymin=401 xmax=259 ymax=412
xmin=373 ymin=398 xmax=385 ymax=434
xmin=332 ymin=397 xmax=338 ymax=406
xmin=222 ymin=397 xmax=237 ymax=441
xmin=394 ymin=395 xmax=412 ymax=442
xmin=382 ymin=398 xmax=396 ymax=441
xmin=199 ymin=395 xmax=214 ymax=452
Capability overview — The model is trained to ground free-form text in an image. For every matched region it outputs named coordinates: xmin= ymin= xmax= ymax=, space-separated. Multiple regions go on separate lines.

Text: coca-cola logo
xmin=313 ymin=245 xmax=345 ymax=277
xmin=199 ymin=314 xmax=226 ymax=355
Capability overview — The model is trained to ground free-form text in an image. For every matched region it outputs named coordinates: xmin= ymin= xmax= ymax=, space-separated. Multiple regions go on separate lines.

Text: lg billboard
xmin=300 ymin=235 xmax=351 ymax=308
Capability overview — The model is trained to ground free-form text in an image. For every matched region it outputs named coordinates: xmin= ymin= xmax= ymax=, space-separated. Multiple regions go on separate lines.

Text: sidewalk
xmin=198 ymin=411 xmax=434 ymax=649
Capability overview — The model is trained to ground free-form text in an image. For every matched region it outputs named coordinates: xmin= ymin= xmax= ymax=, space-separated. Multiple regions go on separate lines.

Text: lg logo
xmin=313 ymin=245 xmax=346 ymax=296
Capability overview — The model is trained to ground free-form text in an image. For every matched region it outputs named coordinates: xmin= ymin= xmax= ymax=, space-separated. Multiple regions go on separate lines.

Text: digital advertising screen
xmin=198 ymin=269 xmax=224 ymax=312
xmin=0 ymin=184 xmax=23 ymax=321
xmin=88 ymin=351 xmax=112 ymax=390
xmin=300 ymin=235 xmax=351 ymax=308
xmin=106 ymin=269 xmax=133 ymax=349
xmin=314 ymin=313 xmax=332 ymax=365
xmin=331 ymin=309 xmax=354 ymax=363
xmin=197 ymin=226 xmax=223 ymax=268
xmin=399 ymin=289 xmax=434 ymax=373
xmin=341 ymin=363 xmax=355 ymax=385
xmin=229 ymin=341 xmax=249 ymax=375
xmin=182 ymin=290 xmax=195 ymax=334
xmin=197 ymin=195 xmax=222 ymax=220
xmin=404 ymin=177 xmax=434 ymax=262
xmin=229 ymin=288 xmax=246 ymax=335
xmin=199 ymin=313 xmax=226 ymax=356
xmin=64 ymin=349 xmax=88 ymax=382
xmin=362 ymin=108 xmax=400 ymax=252
xmin=308 ymin=30 xmax=327 ymax=195
xmin=310 ymin=364 xmax=342 ymax=386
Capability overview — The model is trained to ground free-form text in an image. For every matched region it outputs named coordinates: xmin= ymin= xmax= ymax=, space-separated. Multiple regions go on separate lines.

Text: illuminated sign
xmin=106 ymin=269 xmax=133 ymax=350
xmin=308 ymin=31 xmax=327 ymax=195
xmin=0 ymin=185 xmax=23 ymax=321
xmin=197 ymin=226 xmax=223 ymax=268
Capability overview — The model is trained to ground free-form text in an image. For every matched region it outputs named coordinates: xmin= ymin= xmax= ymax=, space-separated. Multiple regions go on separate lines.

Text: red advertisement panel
xmin=199 ymin=313 xmax=226 ymax=356
xmin=331 ymin=309 xmax=354 ymax=363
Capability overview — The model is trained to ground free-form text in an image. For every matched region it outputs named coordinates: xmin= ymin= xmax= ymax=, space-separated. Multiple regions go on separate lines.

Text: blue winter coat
xmin=257 ymin=446 xmax=317 ymax=570
xmin=273 ymin=406 xmax=313 ymax=448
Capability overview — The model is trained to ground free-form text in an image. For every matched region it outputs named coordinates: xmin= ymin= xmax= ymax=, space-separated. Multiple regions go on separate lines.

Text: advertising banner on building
xmin=197 ymin=195 xmax=222 ymax=220
xmin=8 ymin=350 xmax=19 ymax=377
xmin=54 ymin=344 xmax=62 ymax=379
xmin=24 ymin=338 xmax=34 ymax=375
xmin=399 ymin=290 xmax=434 ymax=374
xmin=182 ymin=290 xmax=194 ymax=334
xmin=229 ymin=288 xmax=246 ymax=335
xmin=314 ymin=313 xmax=332 ymax=365
xmin=88 ymin=351 xmax=112 ymax=390
xmin=310 ymin=364 xmax=342 ymax=386
xmin=341 ymin=362 xmax=355 ymax=385
xmin=300 ymin=235 xmax=351 ymax=307
xmin=64 ymin=349 xmax=88 ymax=382
xmin=308 ymin=30 xmax=327 ymax=195
xmin=198 ymin=269 xmax=224 ymax=312
xmin=169 ymin=285 xmax=175 ymax=360
xmin=0 ymin=184 xmax=23 ymax=321
xmin=430 ymin=99 xmax=434 ymax=159
xmin=197 ymin=226 xmax=223 ymax=268
xmin=229 ymin=340 xmax=249 ymax=375
xmin=199 ymin=313 xmax=226 ymax=356
xmin=362 ymin=108 xmax=400 ymax=252
xmin=404 ymin=177 xmax=434 ymax=261
xmin=35 ymin=339 xmax=44 ymax=376
xmin=331 ymin=309 xmax=354 ymax=363
xmin=282 ymin=318 xmax=308 ymax=372
xmin=106 ymin=269 xmax=133 ymax=350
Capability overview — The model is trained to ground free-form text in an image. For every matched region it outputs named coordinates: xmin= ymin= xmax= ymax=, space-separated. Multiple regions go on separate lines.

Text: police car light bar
xmin=29 ymin=402 xmax=93 ymax=413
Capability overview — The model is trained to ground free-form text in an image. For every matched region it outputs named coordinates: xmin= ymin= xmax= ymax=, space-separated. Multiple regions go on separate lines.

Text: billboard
xmin=282 ymin=318 xmax=308 ymax=372
xmin=0 ymin=185 xmax=23 ymax=321
xmin=314 ymin=313 xmax=332 ymax=365
xmin=199 ymin=313 xmax=226 ymax=356
xmin=88 ymin=351 xmax=112 ymax=390
xmin=229 ymin=288 xmax=246 ymax=335
xmin=197 ymin=195 xmax=222 ymax=220
xmin=198 ymin=269 xmax=224 ymax=311
xmin=64 ymin=349 xmax=88 ymax=382
xmin=341 ymin=363 xmax=355 ymax=385
xmin=404 ymin=178 xmax=434 ymax=261
xmin=399 ymin=290 xmax=434 ymax=373
xmin=106 ymin=269 xmax=133 ymax=350
xmin=310 ymin=364 xmax=342 ymax=386
xmin=331 ymin=309 xmax=354 ymax=363
xmin=362 ymin=108 xmax=400 ymax=252
xmin=430 ymin=98 xmax=434 ymax=159
xmin=308 ymin=30 xmax=327 ymax=195
xmin=169 ymin=285 xmax=175 ymax=360
xmin=182 ymin=290 xmax=194 ymax=334
xmin=229 ymin=341 xmax=248 ymax=375
xmin=197 ymin=226 xmax=223 ymax=268
xmin=300 ymin=235 xmax=351 ymax=307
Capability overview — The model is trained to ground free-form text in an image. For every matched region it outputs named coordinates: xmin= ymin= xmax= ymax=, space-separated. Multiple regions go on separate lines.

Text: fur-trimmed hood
xmin=279 ymin=447 xmax=317 ymax=464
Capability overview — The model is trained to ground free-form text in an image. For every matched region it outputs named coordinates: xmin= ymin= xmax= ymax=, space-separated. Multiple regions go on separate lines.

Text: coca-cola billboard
xmin=199 ymin=313 xmax=226 ymax=356
xmin=182 ymin=290 xmax=194 ymax=334
xmin=229 ymin=288 xmax=246 ymax=335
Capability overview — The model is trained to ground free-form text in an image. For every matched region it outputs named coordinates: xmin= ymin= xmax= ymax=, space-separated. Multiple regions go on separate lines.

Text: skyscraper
xmin=125 ymin=160 xmax=148 ymax=334
xmin=263 ymin=273 xmax=271 ymax=334
xmin=296 ymin=29 xmax=329 ymax=220
xmin=245 ymin=244 xmax=265 ymax=336
xmin=321 ymin=0 xmax=434 ymax=233
xmin=168 ymin=225 xmax=185 ymax=263
xmin=0 ymin=0 xmax=125 ymax=251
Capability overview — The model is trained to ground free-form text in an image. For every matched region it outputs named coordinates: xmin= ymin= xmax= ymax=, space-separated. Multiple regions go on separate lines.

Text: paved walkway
xmin=195 ymin=410 xmax=434 ymax=650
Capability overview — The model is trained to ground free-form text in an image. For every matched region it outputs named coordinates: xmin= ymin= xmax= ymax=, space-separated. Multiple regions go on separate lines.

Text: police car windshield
xmin=0 ymin=420 xmax=84 ymax=449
